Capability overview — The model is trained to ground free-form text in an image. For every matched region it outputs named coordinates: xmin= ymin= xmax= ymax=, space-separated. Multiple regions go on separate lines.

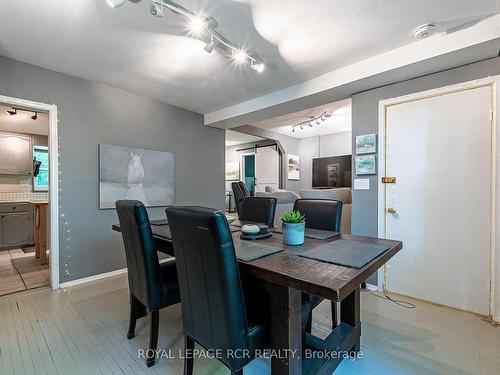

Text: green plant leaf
xmin=281 ymin=210 xmax=305 ymax=223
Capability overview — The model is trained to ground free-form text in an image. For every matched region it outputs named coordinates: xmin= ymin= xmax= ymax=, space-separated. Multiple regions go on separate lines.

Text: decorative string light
xmin=291 ymin=111 xmax=331 ymax=133
xmin=108 ymin=0 xmax=266 ymax=72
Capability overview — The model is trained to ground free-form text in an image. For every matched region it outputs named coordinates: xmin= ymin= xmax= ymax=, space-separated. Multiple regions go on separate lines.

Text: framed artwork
xmin=355 ymin=155 xmax=376 ymax=175
xmin=99 ymin=144 xmax=174 ymax=209
xmin=225 ymin=161 xmax=240 ymax=181
xmin=288 ymin=154 xmax=300 ymax=180
xmin=355 ymin=134 xmax=377 ymax=154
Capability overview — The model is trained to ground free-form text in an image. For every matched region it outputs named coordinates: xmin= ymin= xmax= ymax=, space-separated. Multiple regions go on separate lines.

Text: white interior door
xmin=255 ymin=146 xmax=279 ymax=193
xmin=383 ymin=85 xmax=492 ymax=314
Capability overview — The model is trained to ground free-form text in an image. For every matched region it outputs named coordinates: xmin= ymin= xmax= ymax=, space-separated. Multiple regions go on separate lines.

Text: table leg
xmin=34 ymin=205 xmax=40 ymax=259
xmin=340 ymin=287 xmax=361 ymax=353
xmin=270 ymin=284 xmax=302 ymax=375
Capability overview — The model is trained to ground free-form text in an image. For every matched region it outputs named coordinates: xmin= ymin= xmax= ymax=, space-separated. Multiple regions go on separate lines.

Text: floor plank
xmin=0 ymin=274 xmax=499 ymax=374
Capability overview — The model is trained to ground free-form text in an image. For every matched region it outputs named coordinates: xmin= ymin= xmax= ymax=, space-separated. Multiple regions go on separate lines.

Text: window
xmin=33 ymin=146 xmax=49 ymax=191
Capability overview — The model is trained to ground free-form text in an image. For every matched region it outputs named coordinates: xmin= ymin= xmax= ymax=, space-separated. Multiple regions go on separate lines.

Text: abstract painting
xmin=355 ymin=155 xmax=376 ymax=175
xmin=288 ymin=154 xmax=300 ymax=180
xmin=225 ymin=161 xmax=240 ymax=181
xmin=99 ymin=144 xmax=174 ymax=209
xmin=355 ymin=134 xmax=377 ymax=154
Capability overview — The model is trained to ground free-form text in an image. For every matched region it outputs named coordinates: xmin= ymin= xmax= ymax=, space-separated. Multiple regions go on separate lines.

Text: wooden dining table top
xmin=112 ymin=222 xmax=403 ymax=302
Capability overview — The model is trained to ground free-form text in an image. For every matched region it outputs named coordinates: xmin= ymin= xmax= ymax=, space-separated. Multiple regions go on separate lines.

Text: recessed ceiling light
xmin=414 ymin=24 xmax=436 ymax=40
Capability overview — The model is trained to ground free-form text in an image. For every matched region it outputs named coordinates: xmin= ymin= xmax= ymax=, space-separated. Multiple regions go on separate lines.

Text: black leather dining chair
xmin=116 ymin=200 xmax=181 ymax=367
xmin=237 ymin=196 xmax=277 ymax=227
xmin=165 ymin=206 xmax=271 ymax=375
xmin=293 ymin=199 xmax=343 ymax=332
xmin=231 ymin=181 xmax=250 ymax=213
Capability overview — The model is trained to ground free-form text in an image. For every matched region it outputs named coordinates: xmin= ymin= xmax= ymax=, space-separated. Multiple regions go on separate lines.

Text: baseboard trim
xmin=59 ymin=268 xmax=127 ymax=288
xmin=365 ymin=283 xmax=379 ymax=291
xmin=58 ymin=258 xmax=174 ymax=289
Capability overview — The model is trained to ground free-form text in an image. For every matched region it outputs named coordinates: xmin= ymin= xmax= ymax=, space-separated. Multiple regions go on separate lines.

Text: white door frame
xmin=377 ymin=75 xmax=498 ymax=317
xmin=0 ymin=94 xmax=59 ymax=289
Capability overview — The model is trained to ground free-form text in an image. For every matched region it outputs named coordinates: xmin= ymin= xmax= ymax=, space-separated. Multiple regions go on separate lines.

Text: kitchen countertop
xmin=0 ymin=200 xmax=49 ymax=204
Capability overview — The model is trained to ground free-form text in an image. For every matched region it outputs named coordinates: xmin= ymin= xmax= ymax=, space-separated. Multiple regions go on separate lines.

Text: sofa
xmin=256 ymin=187 xmax=300 ymax=227
xmin=299 ymin=188 xmax=352 ymax=233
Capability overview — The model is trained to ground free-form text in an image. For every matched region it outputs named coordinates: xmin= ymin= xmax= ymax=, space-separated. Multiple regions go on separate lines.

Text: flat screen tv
xmin=312 ymin=155 xmax=352 ymax=188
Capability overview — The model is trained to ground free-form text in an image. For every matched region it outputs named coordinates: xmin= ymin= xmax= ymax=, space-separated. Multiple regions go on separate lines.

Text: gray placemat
xmin=299 ymin=239 xmax=390 ymax=269
xmin=271 ymin=226 xmax=340 ymax=240
xmin=151 ymin=219 xmax=168 ymax=226
xmin=233 ymin=241 xmax=283 ymax=262
xmin=152 ymin=225 xmax=171 ymax=239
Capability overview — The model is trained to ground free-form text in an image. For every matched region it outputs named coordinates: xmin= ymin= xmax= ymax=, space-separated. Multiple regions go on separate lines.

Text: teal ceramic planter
xmin=282 ymin=221 xmax=305 ymax=246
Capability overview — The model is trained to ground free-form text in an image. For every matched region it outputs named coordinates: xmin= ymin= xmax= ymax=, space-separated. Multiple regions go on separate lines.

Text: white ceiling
xmin=225 ymin=129 xmax=264 ymax=146
xmin=0 ymin=105 xmax=49 ymax=136
xmin=250 ymin=98 xmax=351 ymax=139
xmin=0 ymin=0 xmax=498 ymax=114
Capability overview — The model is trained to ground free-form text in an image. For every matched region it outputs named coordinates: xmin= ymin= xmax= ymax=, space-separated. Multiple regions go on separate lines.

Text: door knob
xmin=387 ymin=207 xmax=397 ymax=214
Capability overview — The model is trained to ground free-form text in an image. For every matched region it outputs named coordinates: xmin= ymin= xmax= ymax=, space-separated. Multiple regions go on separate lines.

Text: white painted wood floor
xmin=0 ymin=274 xmax=499 ymax=375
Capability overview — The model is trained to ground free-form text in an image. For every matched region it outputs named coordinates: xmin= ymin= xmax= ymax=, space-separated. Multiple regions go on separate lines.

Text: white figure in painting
xmin=126 ymin=152 xmax=149 ymax=205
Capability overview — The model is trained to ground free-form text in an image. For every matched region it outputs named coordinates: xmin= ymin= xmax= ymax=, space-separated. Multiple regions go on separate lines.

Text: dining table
xmin=112 ymin=221 xmax=402 ymax=375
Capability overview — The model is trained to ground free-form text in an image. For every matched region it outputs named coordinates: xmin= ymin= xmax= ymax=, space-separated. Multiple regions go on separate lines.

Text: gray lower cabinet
xmin=0 ymin=202 xmax=34 ymax=249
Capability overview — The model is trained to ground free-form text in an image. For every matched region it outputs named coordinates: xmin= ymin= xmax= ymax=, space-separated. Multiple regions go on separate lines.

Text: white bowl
xmin=241 ymin=224 xmax=260 ymax=235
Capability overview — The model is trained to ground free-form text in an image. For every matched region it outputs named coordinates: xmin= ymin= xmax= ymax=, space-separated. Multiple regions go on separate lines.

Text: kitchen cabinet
xmin=0 ymin=202 xmax=34 ymax=249
xmin=0 ymin=133 xmax=33 ymax=175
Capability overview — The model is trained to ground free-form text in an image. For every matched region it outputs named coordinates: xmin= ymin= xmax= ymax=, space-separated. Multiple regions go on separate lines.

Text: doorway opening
xmin=0 ymin=95 xmax=59 ymax=295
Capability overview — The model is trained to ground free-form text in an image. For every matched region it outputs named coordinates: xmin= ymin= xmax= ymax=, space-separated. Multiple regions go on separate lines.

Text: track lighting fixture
xmin=6 ymin=108 xmax=17 ymax=116
xmin=291 ymin=110 xmax=330 ymax=133
xmin=4 ymin=107 xmax=39 ymax=120
xmin=109 ymin=0 xmax=266 ymax=72
xmin=204 ymin=36 xmax=216 ymax=53
xmin=31 ymin=112 xmax=38 ymax=120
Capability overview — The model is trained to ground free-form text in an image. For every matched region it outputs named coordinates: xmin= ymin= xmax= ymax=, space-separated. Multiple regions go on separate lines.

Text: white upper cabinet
xmin=0 ymin=132 xmax=32 ymax=175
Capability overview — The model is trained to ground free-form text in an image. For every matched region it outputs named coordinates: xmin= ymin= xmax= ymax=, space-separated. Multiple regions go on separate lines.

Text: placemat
xmin=299 ymin=239 xmax=390 ymax=268
xmin=271 ymin=227 xmax=340 ymax=240
xmin=153 ymin=225 xmax=171 ymax=239
xmin=150 ymin=219 xmax=168 ymax=226
xmin=233 ymin=241 xmax=283 ymax=262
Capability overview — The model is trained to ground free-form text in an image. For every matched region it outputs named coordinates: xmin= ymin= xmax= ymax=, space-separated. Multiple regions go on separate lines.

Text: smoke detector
xmin=414 ymin=23 xmax=436 ymax=39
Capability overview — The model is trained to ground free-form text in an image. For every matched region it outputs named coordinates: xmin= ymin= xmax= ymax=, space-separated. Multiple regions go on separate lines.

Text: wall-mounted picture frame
xmin=287 ymin=154 xmax=300 ymax=180
xmin=99 ymin=144 xmax=174 ymax=209
xmin=355 ymin=133 xmax=377 ymax=154
xmin=355 ymin=154 xmax=376 ymax=175
xmin=225 ymin=161 xmax=240 ymax=181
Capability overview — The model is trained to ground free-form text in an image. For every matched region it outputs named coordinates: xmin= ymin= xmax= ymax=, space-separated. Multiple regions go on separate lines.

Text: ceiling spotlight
xmin=292 ymin=127 xmax=295 ymax=133
xmin=316 ymin=119 xmax=321 ymax=125
xmin=6 ymin=108 xmax=17 ymax=116
xmin=31 ymin=112 xmax=38 ymax=120
xmin=324 ymin=112 xmax=331 ymax=118
xmin=233 ymin=49 xmax=248 ymax=64
xmin=308 ymin=122 xmax=313 ymax=127
xmin=204 ymin=36 xmax=216 ymax=53
xmin=300 ymin=125 xmax=303 ymax=130
xmin=148 ymin=1 xmax=164 ymax=17
xmin=189 ymin=16 xmax=206 ymax=35
xmin=250 ymin=61 xmax=265 ymax=73
xmin=106 ymin=0 xmax=127 ymax=8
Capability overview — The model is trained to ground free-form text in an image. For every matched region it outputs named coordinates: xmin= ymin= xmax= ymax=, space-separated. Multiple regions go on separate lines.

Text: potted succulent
xmin=281 ymin=210 xmax=305 ymax=245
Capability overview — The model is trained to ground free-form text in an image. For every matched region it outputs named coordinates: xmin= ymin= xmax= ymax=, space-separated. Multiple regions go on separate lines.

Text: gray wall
xmin=299 ymin=131 xmax=352 ymax=191
xmin=0 ymin=56 xmax=225 ymax=283
xmin=351 ymin=56 xmax=500 ymax=285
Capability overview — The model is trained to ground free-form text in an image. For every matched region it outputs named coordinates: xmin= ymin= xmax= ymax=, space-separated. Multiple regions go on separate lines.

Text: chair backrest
xmin=165 ymin=206 xmax=250 ymax=370
xmin=293 ymin=198 xmax=343 ymax=232
xmin=237 ymin=197 xmax=277 ymax=227
xmin=116 ymin=200 xmax=162 ymax=309
xmin=232 ymin=181 xmax=250 ymax=211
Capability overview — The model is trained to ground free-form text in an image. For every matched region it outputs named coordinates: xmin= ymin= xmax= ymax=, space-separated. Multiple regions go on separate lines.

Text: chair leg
xmin=147 ymin=310 xmax=159 ymax=367
xmin=231 ymin=370 xmax=243 ymax=375
xmin=127 ymin=293 xmax=146 ymax=339
xmin=184 ymin=334 xmax=195 ymax=375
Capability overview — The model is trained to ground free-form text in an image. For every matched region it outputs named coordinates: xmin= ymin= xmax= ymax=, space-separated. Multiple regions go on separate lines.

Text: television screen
xmin=312 ymin=155 xmax=352 ymax=188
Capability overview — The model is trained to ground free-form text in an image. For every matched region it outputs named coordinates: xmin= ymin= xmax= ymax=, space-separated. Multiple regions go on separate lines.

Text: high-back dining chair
xmin=116 ymin=200 xmax=181 ymax=367
xmin=293 ymin=198 xmax=343 ymax=332
xmin=165 ymin=206 xmax=271 ymax=375
xmin=231 ymin=181 xmax=250 ymax=213
xmin=237 ymin=196 xmax=277 ymax=227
